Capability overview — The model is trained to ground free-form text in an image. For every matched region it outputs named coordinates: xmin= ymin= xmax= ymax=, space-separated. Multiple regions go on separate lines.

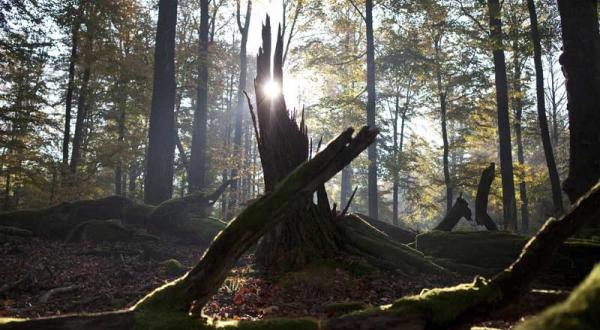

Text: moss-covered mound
xmin=349 ymin=213 xmax=416 ymax=244
xmin=515 ymin=263 xmax=600 ymax=330
xmin=415 ymin=231 xmax=600 ymax=282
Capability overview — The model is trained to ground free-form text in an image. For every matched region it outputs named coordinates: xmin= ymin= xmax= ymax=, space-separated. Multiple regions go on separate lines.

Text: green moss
xmin=323 ymin=301 xmax=367 ymax=316
xmin=67 ymin=219 xmax=131 ymax=243
xmin=160 ymin=259 xmax=189 ymax=276
xmin=0 ymin=318 xmax=26 ymax=325
xmin=388 ymin=276 xmax=502 ymax=325
xmin=515 ymin=263 xmax=600 ymax=330
xmin=220 ymin=318 xmax=319 ymax=330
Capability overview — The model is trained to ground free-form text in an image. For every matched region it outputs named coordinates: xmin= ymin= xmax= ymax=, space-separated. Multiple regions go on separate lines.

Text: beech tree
xmin=144 ymin=0 xmax=178 ymax=205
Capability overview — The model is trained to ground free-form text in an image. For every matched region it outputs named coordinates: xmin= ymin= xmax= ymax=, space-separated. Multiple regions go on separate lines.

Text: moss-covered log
xmin=349 ymin=213 xmax=416 ymax=244
xmin=515 ymin=263 xmax=600 ymax=330
xmin=325 ymin=182 xmax=600 ymax=329
xmin=0 ymin=180 xmax=232 ymax=245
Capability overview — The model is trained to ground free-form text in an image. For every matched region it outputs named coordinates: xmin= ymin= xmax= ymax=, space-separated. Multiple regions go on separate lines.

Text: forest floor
xmin=0 ymin=237 xmax=569 ymax=329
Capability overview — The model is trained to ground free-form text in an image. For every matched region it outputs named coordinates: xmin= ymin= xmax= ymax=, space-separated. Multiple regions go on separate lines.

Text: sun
xmin=263 ymin=79 xmax=281 ymax=99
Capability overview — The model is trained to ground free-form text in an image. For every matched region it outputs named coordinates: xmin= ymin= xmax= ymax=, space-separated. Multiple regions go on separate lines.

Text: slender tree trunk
xmin=115 ymin=87 xmax=126 ymax=196
xmin=392 ymin=86 xmax=409 ymax=226
xmin=189 ymin=0 xmax=210 ymax=192
xmin=527 ymin=0 xmax=563 ymax=215
xmin=62 ymin=23 xmax=79 ymax=172
xmin=511 ymin=57 xmax=530 ymax=233
xmin=392 ymin=94 xmax=400 ymax=225
xmin=486 ymin=0 xmax=517 ymax=231
xmin=70 ymin=65 xmax=90 ymax=174
xmin=341 ymin=165 xmax=352 ymax=210
xmin=557 ymin=0 xmax=600 ymax=203
xmin=365 ymin=0 xmax=378 ymax=220
xmin=231 ymin=0 xmax=252 ymax=211
xmin=4 ymin=172 xmax=10 ymax=211
xmin=144 ymin=0 xmax=178 ymax=205
xmin=435 ymin=54 xmax=452 ymax=214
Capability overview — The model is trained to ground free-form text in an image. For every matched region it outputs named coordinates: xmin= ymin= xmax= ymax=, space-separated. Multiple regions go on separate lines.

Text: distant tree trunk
xmin=434 ymin=38 xmax=452 ymax=213
xmin=557 ymin=0 xmax=600 ymax=203
xmin=69 ymin=65 xmax=90 ymax=174
xmin=511 ymin=46 xmax=530 ymax=233
xmin=114 ymin=86 xmax=126 ymax=196
xmin=189 ymin=0 xmax=210 ymax=193
xmin=127 ymin=160 xmax=139 ymax=199
xmin=392 ymin=94 xmax=400 ymax=226
xmin=475 ymin=163 xmax=499 ymax=231
xmin=62 ymin=22 xmax=79 ymax=173
xmin=144 ymin=0 xmax=178 ymax=205
xmin=527 ymin=0 xmax=564 ymax=215
xmin=365 ymin=0 xmax=378 ymax=220
xmin=230 ymin=0 xmax=252 ymax=211
xmin=392 ymin=83 xmax=410 ymax=226
xmin=340 ymin=165 xmax=352 ymax=210
xmin=486 ymin=0 xmax=517 ymax=231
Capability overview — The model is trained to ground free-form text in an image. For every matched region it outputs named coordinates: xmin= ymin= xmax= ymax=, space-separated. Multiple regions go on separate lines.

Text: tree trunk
xmin=70 ymin=65 xmax=90 ymax=174
xmin=527 ymin=0 xmax=564 ymax=215
xmin=144 ymin=0 xmax=177 ymax=205
xmin=557 ymin=0 xmax=600 ymax=203
xmin=365 ymin=0 xmax=378 ymax=220
xmin=435 ymin=56 xmax=452 ymax=214
xmin=486 ymin=0 xmax=517 ymax=231
xmin=114 ymin=81 xmax=126 ymax=196
xmin=128 ymin=160 xmax=138 ymax=198
xmin=62 ymin=22 xmax=79 ymax=173
xmin=392 ymin=94 xmax=400 ymax=225
xmin=189 ymin=0 xmax=210 ymax=193
xmin=475 ymin=163 xmax=499 ymax=231
xmin=230 ymin=0 xmax=252 ymax=211
xmin=511 ymin=48 xmax=530 ymax=233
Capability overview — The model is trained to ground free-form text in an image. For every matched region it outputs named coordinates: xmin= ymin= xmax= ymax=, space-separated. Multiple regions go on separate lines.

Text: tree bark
xmin=365 ymin=0 xmax=378 ymax=220
xmin=557 ymin=0 xmax=600 ymax=203
xmin=475 ymin=163 xmax=499 ymax=231
xmin=114 ymin=81 xmax=126 ymax=196
xmin=527 ymin=0 xmax=564 ymax=215
xmin=144 ymin=0 xmax=177 ymax=205
xmin=486 ymin=0 xmax=517 ymax=231
xmin=189 ymin=0 xmax=210 ymax=193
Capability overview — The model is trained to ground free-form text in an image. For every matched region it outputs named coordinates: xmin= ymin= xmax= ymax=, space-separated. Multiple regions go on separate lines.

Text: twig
xmin=39 ymin=285 xmax=81 ymax=304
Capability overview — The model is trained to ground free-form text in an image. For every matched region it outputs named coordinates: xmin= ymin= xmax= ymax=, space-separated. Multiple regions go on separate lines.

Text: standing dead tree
xmin=249 ymin=17 xmax=441 ymax=273
xmin=475 ymin=163 xmax=499 ymax=231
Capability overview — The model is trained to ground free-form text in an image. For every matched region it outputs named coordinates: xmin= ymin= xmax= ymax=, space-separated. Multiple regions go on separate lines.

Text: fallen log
xmin=0 ymin=125 xmax=380 ymax=329
xmin=0 ymin=180 xmax=233 ymax=245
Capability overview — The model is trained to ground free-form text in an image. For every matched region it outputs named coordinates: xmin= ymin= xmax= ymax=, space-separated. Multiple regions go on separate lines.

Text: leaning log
xmin=0 ymin=126 xmax=379 ymax=329
xmin=434 ymin=195 xmax=473 ymax=231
